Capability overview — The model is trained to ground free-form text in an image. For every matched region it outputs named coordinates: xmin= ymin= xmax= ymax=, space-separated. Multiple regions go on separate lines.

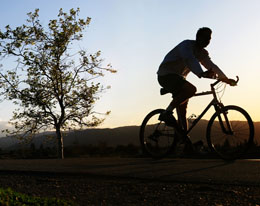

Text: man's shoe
xmin=174 ymin=135 xmax=194 ymax=157
xmin=158 ymin=111 xmax=178 ymax=127
xmin=182 ymin=136 xmax=195 ymax=155
xmin=193 ymin=140 xmax=208 ymax=155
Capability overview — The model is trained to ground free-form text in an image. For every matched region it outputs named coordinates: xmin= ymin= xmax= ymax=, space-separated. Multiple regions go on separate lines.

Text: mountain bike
xmin=139 ymin=77 xmax=254 ymax=160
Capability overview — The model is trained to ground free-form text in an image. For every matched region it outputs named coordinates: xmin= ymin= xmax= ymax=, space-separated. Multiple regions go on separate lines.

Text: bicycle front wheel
xmin=140 ymin=109 xmax=177 ymax=158
xmin=207 ymin=105 xmax=254 ymax=160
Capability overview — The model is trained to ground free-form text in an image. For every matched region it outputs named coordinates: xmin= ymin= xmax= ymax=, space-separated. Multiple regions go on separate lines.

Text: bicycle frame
xmin=185 ymin=79 xmax=228 ymax=136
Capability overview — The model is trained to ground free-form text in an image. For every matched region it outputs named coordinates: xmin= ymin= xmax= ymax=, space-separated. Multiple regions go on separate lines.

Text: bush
xmin=0 ymin=187 xmax=75 ymax=206
xmin=64 ymin=144 xmax=139 ymax=157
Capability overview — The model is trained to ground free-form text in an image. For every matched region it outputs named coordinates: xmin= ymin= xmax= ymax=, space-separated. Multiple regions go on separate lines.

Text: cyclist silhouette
xmin=157 ymin=27 xmax=236 ymax=133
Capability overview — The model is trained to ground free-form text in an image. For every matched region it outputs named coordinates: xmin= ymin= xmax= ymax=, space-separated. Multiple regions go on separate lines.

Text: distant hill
xmin=0 ymin=126 xmax=141 ymax=150
xmin=0 ymin=121 xmax=259 ymax=151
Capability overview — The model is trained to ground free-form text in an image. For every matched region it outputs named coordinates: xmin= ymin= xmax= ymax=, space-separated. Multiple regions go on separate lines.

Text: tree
xmin=0 ymin=8 xmax=116 ymax=159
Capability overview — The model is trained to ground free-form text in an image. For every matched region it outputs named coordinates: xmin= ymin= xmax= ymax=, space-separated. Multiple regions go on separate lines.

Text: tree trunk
xmin=56 ymin=128 xmax=64 ymax=159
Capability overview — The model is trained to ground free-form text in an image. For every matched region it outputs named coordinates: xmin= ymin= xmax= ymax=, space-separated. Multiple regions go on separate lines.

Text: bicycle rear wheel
xmin=207 ymin=105 xmax=254 ymax=160
xmin=140 ymin=109 xmax=177 ymax=158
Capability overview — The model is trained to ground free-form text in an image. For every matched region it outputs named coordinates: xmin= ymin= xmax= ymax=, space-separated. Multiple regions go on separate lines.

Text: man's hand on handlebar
xmin=220 ymin=77 xmax=238 ymax=86
xmin=199 ymin=70 xmax=239 ymax=86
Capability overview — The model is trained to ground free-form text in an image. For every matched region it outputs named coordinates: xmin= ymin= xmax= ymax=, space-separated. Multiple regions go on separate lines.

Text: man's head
xmin=196 ymin=27 xmax=212 ymax=49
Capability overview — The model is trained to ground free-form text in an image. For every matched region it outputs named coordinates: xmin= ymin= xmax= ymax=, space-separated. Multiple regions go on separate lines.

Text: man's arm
xmin=178 ymin=41 xmax=204 ymax=77
xmin=200 ymin=57 xmax=228 ymax=80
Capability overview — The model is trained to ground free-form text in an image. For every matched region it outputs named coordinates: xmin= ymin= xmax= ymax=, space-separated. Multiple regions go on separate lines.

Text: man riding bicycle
xmin=157 ymin=27 xmax=236 ymax=133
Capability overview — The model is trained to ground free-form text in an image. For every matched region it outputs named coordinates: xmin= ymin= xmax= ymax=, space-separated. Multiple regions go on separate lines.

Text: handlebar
xmin=192 ymin=75 xmax=239 ymax=98
xmin=202 ymin=73 xmax=239 ymax=87
xmin=221 ymin=76 xmax=239 ymax=86
xmin=212 ymin=76 xmax=239 ymax=87
xmin=200 ymin=70 xmax=239 ymax=86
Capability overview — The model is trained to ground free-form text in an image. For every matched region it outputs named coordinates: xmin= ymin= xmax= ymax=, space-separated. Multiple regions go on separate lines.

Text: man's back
xmin=157 ymin=40 xmax=206 ymax=77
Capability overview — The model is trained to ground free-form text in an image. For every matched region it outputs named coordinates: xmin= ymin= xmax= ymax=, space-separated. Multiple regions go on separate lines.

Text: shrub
xmin=0 ymin=187 xmax=75 ymax=206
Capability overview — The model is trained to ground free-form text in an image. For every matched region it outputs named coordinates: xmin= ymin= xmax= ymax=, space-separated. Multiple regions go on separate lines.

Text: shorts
xmin=158 ymin=74 xmax=188 ymax=95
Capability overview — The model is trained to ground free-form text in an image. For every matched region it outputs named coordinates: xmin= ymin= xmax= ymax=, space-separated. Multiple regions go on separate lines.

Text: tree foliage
xmin=0 ymin=8 xmax=116 ymax=158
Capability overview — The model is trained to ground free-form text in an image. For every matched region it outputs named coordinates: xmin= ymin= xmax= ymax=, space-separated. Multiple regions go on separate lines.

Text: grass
xmin=0 ymin=187 xmax=75 ymax=206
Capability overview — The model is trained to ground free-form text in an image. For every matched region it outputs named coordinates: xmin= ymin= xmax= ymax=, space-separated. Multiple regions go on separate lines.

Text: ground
xmin=0 ymin=171 xmax=260 ymax=206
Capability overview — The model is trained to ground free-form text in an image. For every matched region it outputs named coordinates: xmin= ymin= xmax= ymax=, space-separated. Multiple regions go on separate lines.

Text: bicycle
xmin=139 ymin=76 xmax=254 ymax=160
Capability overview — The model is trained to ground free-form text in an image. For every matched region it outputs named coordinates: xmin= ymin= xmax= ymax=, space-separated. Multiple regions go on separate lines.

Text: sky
xmin=0 ymin=0 xmax=259 ymax=129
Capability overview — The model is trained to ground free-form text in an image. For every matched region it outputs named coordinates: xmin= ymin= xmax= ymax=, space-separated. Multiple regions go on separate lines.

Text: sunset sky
xmin=0 ymin=0 xmax=259 ymax=129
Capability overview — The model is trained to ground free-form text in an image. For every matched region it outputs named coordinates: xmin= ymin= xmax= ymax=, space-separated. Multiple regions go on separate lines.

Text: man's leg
xmin=166 ymin=81 xmax=196 ymax=112
xmin=158 ymin=75 xmax=196 ymax=128
xmin=176 ymin=100 xmax=189 ymax=132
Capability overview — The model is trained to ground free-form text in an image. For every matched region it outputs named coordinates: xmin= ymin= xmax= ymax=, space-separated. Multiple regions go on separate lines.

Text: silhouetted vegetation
xmin=64 ymin=143 xmax=140 ymax=157
xmin=0 ymin=143 xmax=140 ymax=159
xmin=0 ymin=187 xmax=75 ymax=205
xmin=1 ymin=140 xmax=260 ymax=159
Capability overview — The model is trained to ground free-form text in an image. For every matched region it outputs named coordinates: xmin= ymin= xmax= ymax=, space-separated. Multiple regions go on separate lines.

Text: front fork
xmin=214 ymin=103 xmax=233 ymax=135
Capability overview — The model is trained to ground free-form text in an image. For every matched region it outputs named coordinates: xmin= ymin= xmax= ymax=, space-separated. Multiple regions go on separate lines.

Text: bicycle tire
xmin=139 ymin=109 xmax=177 ymax=158
xmin=206 ymin=105 xmax=254 ymax=160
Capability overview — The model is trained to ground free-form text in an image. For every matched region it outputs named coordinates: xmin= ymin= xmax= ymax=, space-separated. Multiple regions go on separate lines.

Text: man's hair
xmin=196 ymin=27 xmax=212 ymax=39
